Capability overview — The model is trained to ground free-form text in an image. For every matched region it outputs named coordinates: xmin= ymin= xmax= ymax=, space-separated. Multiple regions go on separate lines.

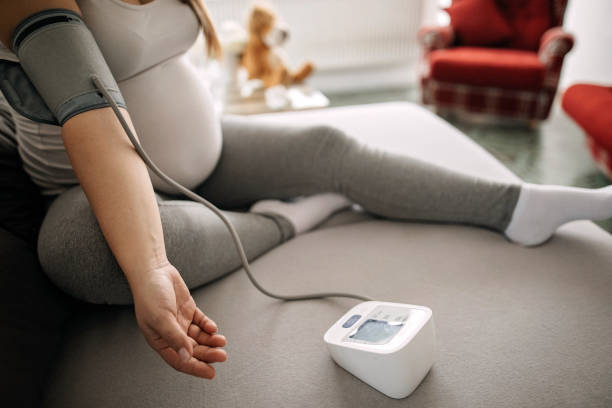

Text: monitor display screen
xmin=348 ymin=319 xmax=403 ymax=345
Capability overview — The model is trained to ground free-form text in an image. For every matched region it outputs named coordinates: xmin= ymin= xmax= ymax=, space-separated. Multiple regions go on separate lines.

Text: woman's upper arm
xmin=0 ymin=0 xmax=81 ymax=47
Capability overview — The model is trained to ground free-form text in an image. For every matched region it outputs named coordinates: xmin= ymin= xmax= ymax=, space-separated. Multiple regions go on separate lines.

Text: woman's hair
xmin=180 ymin=0 xmax=222 ymax=59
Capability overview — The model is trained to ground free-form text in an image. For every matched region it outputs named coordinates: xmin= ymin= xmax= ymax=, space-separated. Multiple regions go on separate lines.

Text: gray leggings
xmin=38 ymin=116 xmax=520 ymax=304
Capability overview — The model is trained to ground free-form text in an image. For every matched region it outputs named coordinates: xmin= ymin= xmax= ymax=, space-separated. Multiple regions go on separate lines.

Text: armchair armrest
xmin=418 ymin=25 xmax=455 ymax=54
xmin=538 ymin=27 xmax=574 ymax=88
xmin=538 ymin=27 xmax=574 ymax=65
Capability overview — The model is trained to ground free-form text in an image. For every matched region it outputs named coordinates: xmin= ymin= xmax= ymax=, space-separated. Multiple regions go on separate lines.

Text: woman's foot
xmin=250 ymin=193 xmax=352 ymax=234
xmin=505 ymin=183 xmax=612 ymax=246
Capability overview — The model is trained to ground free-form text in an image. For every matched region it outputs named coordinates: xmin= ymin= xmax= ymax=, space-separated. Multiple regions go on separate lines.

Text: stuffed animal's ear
xmin=248 ymin=2 xmax=276 ymax=36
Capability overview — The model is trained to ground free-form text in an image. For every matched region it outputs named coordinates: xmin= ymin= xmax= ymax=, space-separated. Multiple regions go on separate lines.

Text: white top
xmin=0 ymin=0 xmax=222 ymax=195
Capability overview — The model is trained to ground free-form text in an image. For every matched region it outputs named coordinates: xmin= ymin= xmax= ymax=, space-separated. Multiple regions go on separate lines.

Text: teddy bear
xmin=241 ymin=1 xmax=314 ymax=88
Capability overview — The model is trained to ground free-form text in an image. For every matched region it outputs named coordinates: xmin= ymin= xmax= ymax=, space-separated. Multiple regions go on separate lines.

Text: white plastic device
xmin=324 ymin=301 xmax=436 ymax=399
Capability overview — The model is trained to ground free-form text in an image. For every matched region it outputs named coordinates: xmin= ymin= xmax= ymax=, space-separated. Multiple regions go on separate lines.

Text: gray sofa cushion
xmin=43 ymin=103 xmax=612 ymax=408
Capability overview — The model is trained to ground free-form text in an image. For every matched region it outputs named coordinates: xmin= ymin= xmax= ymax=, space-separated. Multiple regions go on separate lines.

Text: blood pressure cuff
xmin=0 ymin=9 xmax=126 ymax=126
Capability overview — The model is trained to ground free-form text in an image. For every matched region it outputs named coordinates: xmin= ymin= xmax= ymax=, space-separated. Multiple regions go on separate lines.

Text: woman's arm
xmin=0 ymin=0 xmax=226 ymax=378
xmin=64 ymin=109 xmax=226 ymax=379
xmin=63 ymin=107 xmax=167 ymax=299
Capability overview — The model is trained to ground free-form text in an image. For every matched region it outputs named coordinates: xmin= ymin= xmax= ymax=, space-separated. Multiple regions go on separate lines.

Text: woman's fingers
xmin=156 ymin=313 xmax=193 ymax=361
xmin=193 ymin=307 xmax=218 ymax=334
xmin=188 ymin=323 xmax=227 ymax=347
xmin=158 ymin=347 xmax=216 ymax=379
xmin=193 ymin=344 xmax=228 ymax=363
xmin=185 ymin=358 xmax=217 ymax=379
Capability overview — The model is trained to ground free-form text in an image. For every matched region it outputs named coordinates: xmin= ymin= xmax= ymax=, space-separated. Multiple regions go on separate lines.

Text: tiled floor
xmin=327 ymin=86 xmax=612 ymax=233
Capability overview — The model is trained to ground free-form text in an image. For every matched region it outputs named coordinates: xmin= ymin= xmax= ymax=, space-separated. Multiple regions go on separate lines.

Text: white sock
xmin=250 ymin=193 xmax=352 ymax=234
xmin=505 ymin=183 xmax=612 ymax=246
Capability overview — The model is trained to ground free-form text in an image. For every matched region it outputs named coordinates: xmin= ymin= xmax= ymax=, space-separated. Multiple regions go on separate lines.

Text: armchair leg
xmin=528 ymin=119 xmax=540 ymax=130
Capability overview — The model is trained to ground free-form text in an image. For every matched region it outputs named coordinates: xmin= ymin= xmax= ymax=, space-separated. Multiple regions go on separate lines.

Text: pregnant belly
xmin=118 ymin=54 xmax=222 ymax=193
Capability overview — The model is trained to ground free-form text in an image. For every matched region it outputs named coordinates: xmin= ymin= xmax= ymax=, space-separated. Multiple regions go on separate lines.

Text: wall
xmin=560 ymin=0 xmax=612 ymax=89
xmin=203 ymin=0 xmax=429 ymax=92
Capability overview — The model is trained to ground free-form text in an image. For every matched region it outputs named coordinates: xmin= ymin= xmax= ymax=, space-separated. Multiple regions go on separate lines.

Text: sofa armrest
xmin=418 ymin=25 xmax=455 ymax=54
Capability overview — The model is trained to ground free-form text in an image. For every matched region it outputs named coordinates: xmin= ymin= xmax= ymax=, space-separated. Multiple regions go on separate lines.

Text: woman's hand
xmin=131 ymin=262 xmax=227 ymax=379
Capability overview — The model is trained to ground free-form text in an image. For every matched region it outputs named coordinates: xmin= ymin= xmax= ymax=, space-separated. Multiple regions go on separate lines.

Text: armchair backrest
xmin=550 ymin=0 xmax=568 ymax=26
xmin=498 ymin=0 xmax=567 ymax=25
xmin=448 ymin=0 xmax=568 ymax=50
xmin=497 ymin=0 xmax=568 ymax=50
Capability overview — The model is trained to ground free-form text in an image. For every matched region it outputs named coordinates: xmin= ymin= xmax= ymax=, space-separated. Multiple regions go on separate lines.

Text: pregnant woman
xmin=1 ymin=0 xmax=610 ymax=380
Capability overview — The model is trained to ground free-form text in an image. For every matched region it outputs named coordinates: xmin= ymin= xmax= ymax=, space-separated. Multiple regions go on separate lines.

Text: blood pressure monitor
xmin=324 ymin=301 xmax=435 ymax=399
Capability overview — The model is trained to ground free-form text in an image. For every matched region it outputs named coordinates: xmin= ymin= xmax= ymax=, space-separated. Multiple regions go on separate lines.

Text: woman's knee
xmin=37 ymin=186 xmax=133 ymax=305
xmin=296 ymin=124 xmax=360 ymax=189
xmin=300 ymin=124 xmax=356 ymax=153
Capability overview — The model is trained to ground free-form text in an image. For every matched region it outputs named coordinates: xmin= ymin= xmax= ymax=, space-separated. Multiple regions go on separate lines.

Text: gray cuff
xmin=8 ymin=8 xmax=126 ymax=126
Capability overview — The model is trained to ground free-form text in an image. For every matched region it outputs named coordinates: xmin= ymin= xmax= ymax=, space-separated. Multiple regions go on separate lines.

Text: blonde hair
xmin=180 ymin=0 xmax=222 ymax=59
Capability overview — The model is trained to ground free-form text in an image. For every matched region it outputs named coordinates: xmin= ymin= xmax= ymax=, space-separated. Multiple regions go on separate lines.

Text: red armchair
xmin=418 ymin=0 xmax=574 ymax=122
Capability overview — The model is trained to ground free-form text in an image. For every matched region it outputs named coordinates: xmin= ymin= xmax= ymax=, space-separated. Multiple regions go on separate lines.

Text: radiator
xmin=205 ymin=0 xmax=427 ymax=71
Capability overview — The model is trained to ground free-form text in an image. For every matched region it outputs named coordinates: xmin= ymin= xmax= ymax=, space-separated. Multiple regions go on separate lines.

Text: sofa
xmin=562 ymin=83 xmax=612 ymax=179
xmin=0 ymin=103 xmax=612 ymax=408
xmin=419 ymin=0 xmax=574 ymax=122
xmin=2 ymin=102 xmax=611 ymax=407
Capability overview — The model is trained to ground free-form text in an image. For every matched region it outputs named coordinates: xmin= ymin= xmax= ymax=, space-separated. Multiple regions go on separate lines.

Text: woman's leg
xmin=37 ymin=185 xmax=294 ymax=305
xmin=197 ymin=116 xmax=521 ymax=232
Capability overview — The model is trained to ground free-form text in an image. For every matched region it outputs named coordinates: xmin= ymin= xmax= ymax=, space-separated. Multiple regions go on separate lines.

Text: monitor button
xmin=342 ymin=314 xmax=361 ymax=328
